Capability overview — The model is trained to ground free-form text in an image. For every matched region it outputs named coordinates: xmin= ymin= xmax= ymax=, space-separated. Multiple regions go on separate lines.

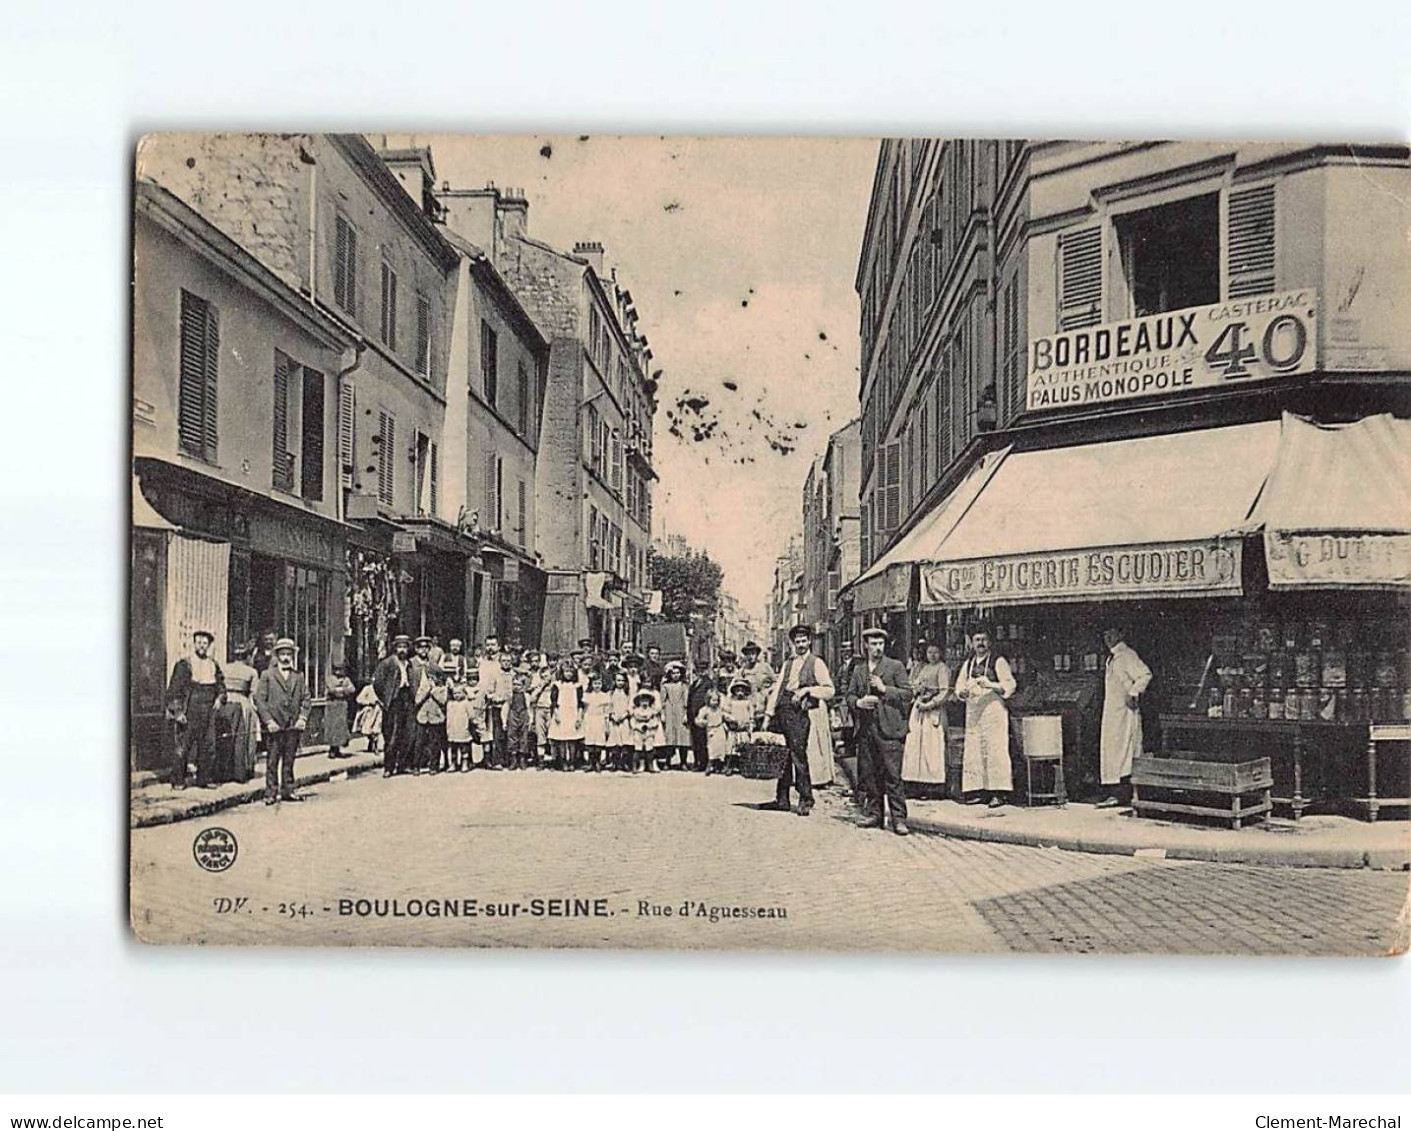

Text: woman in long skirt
xmin=658 ymin=661 xmax=691 ymax=769
xmin=902 ymin=641 xmax=950 ymax=785
xmin=324 ymin=662 xmax=356 ymax=758
xmin=218 ymin=642 xmax=261 ymax=783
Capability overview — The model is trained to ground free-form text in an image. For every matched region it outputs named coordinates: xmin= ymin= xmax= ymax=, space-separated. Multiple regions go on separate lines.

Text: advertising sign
xmin=920 ymin=538 xmax=1242 ymax=607
xmin=1265 ymin=531 xmax=1411 ymax=590
xmin=1027 ymin=289 xmax=1318 ymax=412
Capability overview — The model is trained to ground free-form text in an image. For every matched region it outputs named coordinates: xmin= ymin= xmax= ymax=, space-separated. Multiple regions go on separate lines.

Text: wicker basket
xmin=739 ymin=732 xmax=788 ymax=779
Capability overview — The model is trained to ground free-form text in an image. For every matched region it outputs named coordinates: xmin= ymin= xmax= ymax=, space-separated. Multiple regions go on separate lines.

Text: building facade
xmin=438 ymin=185 xmax=659 ymax=654
xmin=849 ymin=139 xmax=1411 ymax=800
xmin=131 ymin=134 xmax=553 ymax=769
xmin=799 ymin=420 xmax=862 ymax=668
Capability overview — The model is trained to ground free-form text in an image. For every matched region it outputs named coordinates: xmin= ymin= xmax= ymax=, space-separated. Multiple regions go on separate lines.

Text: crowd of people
xmin=164 ymin=619 xmax=1153 ymax=822
xmin=362 ymin=635 xmax=788 ymax=779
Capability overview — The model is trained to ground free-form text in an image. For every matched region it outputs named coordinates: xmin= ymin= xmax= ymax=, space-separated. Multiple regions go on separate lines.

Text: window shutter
xmin=517 ymin=362 xmax=529 ymax=434
xmin=1227 ymin=184 xmax=1276 ymax=298
xmin=300 ymin=367 xmax=324 ymax=502
xmin=883 ymin=441 xmax=901 ymax=534
xmin=272 ymin=352 xmax=293 ymax=491
xmin=429 ymin=441 xmax=439 ymax=516
xmin=201 ymin=301 xmax=219 ymax=460
xmin=178 ymin=290 xmax=217 ymax=461
xmin=485 ymin=452 xmax=501 ymax=531
xmin=416 ymin=294 xmax=431 ymax=377
xmin=517 ymin=478 xmax=527 ymax=543
xmin=860 ymin=492 xmax=872 ymax=565
xmin=1058 ymin=226 xmax=1103 ymax=331
xmin=378 ymin=411 xmax=394 ymax=505
xmin=337 ymin=383 xmax=355 ymax=488
xmin=334 ymin=217 xmax=358 ymax=317
xmin=380 ymin=263 xmax=397 ymax=349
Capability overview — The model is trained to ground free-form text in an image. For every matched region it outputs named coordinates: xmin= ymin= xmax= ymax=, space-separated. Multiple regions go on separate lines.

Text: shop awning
xmin=849 ymin=448 xmax=1010 ymax=612
xmin=132 ymin=472 xmax=177 ymax=531
xmin=919 ymin=421 xmax=1283 ymax=608
xmin=1249 ymin=412 xmax=1411 ymax=590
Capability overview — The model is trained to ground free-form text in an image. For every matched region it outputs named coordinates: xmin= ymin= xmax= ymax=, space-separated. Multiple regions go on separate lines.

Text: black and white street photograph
xmin=126 ymin=133 xmax=1411 ymax=955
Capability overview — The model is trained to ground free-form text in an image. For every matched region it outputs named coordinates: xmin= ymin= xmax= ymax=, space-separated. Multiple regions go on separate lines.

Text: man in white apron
xmin=1097 ymin=627 xmax=1153 ymax=808
xmin=955 ymin=625 xmax=1016 ymax=808
xmin=761 ymin=625 xmax=835 ymax=816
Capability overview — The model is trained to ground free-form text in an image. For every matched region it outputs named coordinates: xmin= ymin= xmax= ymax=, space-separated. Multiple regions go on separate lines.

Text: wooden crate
xmin=1131 ymin=755 xmax=1273 ymax=829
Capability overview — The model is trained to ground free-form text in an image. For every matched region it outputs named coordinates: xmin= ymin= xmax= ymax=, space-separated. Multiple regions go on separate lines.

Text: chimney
xmin=573 ymin=240 xmax=605 ymax=277
xmin=436 ymin=184 xmax=502 ymax=260
xmin=497 ymin=188 xmax=529 ymax=241
xmin=378 ymin=146 xmax=438 ymax=218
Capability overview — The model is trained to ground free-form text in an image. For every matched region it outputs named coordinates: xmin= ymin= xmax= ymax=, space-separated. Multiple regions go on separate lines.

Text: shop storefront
xmin=132 ymin=458 xmax=350 ymax=766
xmin=854 ymin=414 xmax=1410 ymax=813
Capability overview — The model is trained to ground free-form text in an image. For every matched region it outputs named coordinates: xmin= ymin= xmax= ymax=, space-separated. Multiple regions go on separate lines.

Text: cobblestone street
xmin=130 ymin=770 xmax=1410 ymax=955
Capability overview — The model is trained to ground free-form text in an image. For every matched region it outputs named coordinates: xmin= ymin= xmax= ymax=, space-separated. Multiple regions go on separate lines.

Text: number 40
xmin=1204 ymin=314 xmax=1309 ymax=378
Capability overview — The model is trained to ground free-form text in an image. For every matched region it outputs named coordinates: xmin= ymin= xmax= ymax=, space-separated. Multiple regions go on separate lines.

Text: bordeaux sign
xmin=1027 ymin=290 xmax=1318 ymax=411
xmin=920 ymin=538 xmax=1242 ymax=607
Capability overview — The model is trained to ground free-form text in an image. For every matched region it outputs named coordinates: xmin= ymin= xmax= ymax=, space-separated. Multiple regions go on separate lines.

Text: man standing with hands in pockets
xmin=846 ymin=627 xmax=914 ymax=835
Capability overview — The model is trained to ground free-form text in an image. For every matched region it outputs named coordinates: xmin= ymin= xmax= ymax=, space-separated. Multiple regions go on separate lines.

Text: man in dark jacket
xmin=165 ymin=629 xmax=225 ymax=789
xmin=372 ymin=634 xmax=414 ymax=776
xmin=846 ymin=626 xmax=914 ymax=834
xmin=253 ymin=638 xmax=310 ymax=804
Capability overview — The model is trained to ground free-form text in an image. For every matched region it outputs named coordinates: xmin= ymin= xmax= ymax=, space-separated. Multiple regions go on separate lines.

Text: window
xmin=416 ymin=294 xmax=431 ymax=378
xmin=517 ymin=360 xmax=530 ymax=435
xmin=588 ymin=505 xmax=601 ymax=569
xmin=281 ymin=564 xmax=329 ymax=699
xmin=379 ymin=261 xmax=397 ymax=349
xmin=177 ymin=290 xmax=219 ymax=462
xmin=480 ymin=321 xmax=498 ymax=406
xmin=300 ymin=366 xmax=325 ymax=502
xmin=377 ymin=409 xmax=395 ymax=505
xmin=588 ymin=307 xmax=602 ymax=369
xmin=484 ymin=452 xmax=503 ymax=531
xmin=516 ymin=478 xmax=527 ymax=544
xmin=586 ymin=404 xmax=602 ymax=472
xmin=1115 ymin=193 xmax=1219 ymax=318
xmin=1000 ymin=277 xmax=1023 ymax=423
xmin=272 ymin=351 xmax=296 ymax=492
xmin=334 ymin=215 xmax=358 ymax=317
xmin=609 ymin=427 xmax=622 ymax=492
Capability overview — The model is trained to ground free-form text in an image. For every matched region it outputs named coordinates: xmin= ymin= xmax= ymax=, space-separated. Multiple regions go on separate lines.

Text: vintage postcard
xmin=129 ymin=134 xmax=1411 ymax=953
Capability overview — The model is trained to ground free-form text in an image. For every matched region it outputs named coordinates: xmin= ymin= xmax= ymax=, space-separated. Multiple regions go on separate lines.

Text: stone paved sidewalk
xmin=130 ymin=744 xmax=383 ymax=828
xmin=834 ymin=756 xmax=1410 ymax=871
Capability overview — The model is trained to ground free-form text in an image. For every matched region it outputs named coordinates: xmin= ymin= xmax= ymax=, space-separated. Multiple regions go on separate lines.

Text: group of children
xmin=344 ymin=641 xmax=775 ymax=777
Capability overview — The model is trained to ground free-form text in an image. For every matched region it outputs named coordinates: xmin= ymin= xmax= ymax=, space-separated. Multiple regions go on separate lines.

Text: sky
xmin=391 ymin=135 xmax=877 ymax=620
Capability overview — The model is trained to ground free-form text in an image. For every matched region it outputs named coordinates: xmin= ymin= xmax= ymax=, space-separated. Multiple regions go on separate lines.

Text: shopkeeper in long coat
xmin=954 ymin=624 xmax=1016 ymax=808
xmin=846 ymin=626 xmax=914 ymax=835
xmin=761 ymin=624 xmax=835 ymax=817
xmin=165 ymin=629 xmax=225 ymax=789
xmin=1097 ymin=626 xmax=1153 ymax=808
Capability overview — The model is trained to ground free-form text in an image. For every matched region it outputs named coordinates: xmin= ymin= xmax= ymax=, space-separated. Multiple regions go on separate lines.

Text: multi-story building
xmin=768 ymin=534 xmax=803 ymax=666
xmin=437 ymin=185 xmax=659 ymax=653
xmin=848 ymin=139 xmax=1411 ymax=798
xmin=799 ymin=420 xmax=862 ymax=667
xmin=131 ymin=134 xmax=550 ymax=768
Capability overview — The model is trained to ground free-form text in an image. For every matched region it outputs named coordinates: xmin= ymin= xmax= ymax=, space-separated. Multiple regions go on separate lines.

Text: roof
xmin=440 ymin=229 xmax=549 ymax=356
xmin=328 ymin=134 xmax=459 ymax=272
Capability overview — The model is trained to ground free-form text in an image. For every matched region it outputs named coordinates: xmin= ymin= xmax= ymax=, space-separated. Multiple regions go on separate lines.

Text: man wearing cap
xmin=254 ymin=638 xmax=310 ymax=804
xmin=640 ymin=645 xmax=666 ymax=692
xmin=761 ymin=625 xmax=835 ymax=817
xmin=372 ymin=634 xmax=415 ymax=776
xmin=485 ymin=648 xmax=517 ymax=769
xmin=846 ymin=626 xmax=915 ymax=834
xmin=164 ymin=629 xmax=226 ymax=789
xmin=738 ymin=642 xmax=776 ymax=727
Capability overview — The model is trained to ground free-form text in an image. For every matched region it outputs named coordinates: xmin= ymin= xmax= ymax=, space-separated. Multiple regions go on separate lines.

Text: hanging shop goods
xmin=1027 ymin=290 xmax=1318 ymax=411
